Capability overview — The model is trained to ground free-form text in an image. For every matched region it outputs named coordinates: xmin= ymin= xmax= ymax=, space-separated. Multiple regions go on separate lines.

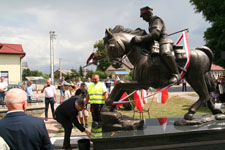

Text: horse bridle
xmin=114 ymin=38 xmax=133 ymax=63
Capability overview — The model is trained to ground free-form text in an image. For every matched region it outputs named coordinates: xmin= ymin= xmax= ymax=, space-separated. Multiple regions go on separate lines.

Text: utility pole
xmin=49 ymin=31 xmax=56 ymax=85
xmin=59 ymin=58 xmax=62 ymax=80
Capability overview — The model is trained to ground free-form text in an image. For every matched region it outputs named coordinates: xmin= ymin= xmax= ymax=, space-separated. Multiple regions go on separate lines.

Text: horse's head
xmin=103 ymin=29 xmax=126 ymax=68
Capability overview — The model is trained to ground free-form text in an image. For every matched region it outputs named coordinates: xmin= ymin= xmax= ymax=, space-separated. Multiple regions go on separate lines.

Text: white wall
xmin=0 ymin=54 xmax=23 ymax=84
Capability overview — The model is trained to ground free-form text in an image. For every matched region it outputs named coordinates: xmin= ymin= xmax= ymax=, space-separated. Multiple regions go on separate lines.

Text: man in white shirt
xmin=85 ymin=77 xmax=92 ymax=89
xmin=77 ymin=77 xmax=83 ymax=88
xmin=41 ymin=79 xmax=57 ymax=121
xmin=0 ymin=77 xmax=8 ymax=107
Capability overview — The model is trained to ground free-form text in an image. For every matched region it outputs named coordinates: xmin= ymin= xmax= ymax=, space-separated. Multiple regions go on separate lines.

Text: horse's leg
xmin=102 ymin=80 xmax=149 ymax=112
xmin=185 ymin=73 xmax=210 ymax=120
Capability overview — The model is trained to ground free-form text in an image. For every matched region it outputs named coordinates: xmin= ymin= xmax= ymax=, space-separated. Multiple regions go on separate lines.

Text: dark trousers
xmin=45 ymin=97 xmax=55 ymax=119
xmin=182 ymin=83 xmax=187 ymax=92
xmin=91 ymin=104 xmax=104 ymax=123
xmin=219 ymin=94 xmax=225 ymax=103
xmin=55 ymin=113 xmax=73 ymax=147
xmin=0 ymin=92 xmax=6 ymax=106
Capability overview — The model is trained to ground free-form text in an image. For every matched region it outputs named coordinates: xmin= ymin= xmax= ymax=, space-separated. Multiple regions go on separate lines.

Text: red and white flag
xmin=157 ymin=117 xmax=168 ymax=132
xmin=156 ymin=89 xmax=168 ymax=104
xmin=118 ymin=92 xmax=128 ymax=107
xmin=134 ymin=89 xmax=148 ymax=113
xmin=176 ymin=31 xmax=191 ymax=78
xmin=141 ymin=89 xmax=147 ymax=104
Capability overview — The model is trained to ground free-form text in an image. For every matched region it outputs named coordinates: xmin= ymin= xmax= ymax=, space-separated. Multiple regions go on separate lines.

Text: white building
xmin=0 ymin=43 xmax=26 ymax=84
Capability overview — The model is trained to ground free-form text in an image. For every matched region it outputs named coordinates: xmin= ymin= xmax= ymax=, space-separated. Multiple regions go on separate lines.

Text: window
xmin=0 ymin=71 xmax=9 ymax=83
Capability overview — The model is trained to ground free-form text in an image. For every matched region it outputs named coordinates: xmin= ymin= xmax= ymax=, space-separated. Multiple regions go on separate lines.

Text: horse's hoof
xmin=101 ymin=106 xmax=111 ymax=112
xmin=184 ymin=113 xmax=194 ymax=120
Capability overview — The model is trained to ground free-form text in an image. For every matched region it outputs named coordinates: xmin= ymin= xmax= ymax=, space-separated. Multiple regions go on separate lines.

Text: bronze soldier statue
xmin=131 ymin=6 xmax=179 ymax=84
xmin=102 ymin=6 xmax=223 ymax=130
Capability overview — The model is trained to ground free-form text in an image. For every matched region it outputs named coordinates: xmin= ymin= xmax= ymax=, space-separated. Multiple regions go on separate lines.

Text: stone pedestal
xmin=91 ymin=115 xmax=225 ymax=150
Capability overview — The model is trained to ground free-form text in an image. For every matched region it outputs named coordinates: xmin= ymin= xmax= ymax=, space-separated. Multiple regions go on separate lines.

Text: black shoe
xmin=85 ymin=124 xmax=88 ymax=128
xmin=45 ymin=118 xmax=48 ymax=121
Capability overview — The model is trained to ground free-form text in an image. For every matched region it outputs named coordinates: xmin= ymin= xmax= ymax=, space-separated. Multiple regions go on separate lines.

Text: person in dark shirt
xmin=75 ymin=83 xmax=87 ymax=98
xmin=105 ymin=77 xmax=112 ymax=93
xmin=75 ymin=83 xmax=89 ymax=128
xmin=54 ymin=96 xmax=90 ymax=149
xmin=0 ymin=89 xmax=52 ymax=150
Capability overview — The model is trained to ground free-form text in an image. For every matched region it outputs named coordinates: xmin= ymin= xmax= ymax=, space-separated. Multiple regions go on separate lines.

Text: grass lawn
xmin=118 ymin=95 xmax=210 ymax=119
xmin=186 ymin=93 xmax=198 ymax=97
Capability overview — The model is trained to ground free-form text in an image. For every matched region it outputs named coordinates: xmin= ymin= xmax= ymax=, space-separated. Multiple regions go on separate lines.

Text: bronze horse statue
xmin=101 ymin=25 xmax=222 ymax=126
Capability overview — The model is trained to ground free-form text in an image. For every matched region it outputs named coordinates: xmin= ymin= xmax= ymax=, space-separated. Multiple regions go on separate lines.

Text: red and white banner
xmin=134 ymin=89 xmax=148 ymax=113
xmin=118 ymin=92 xmax=128 ymax=107
xmin=141 ymin=89 xmax=147 ymax=104
xmin=156 ymin=89 xmax=168 ymax=104
xmin=157 ymin=117 xmax=168 ymax=132
xmin=176 ymin=31 xmax=191 ymax=78
xmin=112 ymin=90 xmax=136 ymax=106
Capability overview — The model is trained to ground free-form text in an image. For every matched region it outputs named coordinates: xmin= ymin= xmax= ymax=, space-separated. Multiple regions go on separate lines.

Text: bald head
xmin=92 ymin=74 xmax=99 ymax=84
xmin=5 ymin=88 xmax=27 ymax=105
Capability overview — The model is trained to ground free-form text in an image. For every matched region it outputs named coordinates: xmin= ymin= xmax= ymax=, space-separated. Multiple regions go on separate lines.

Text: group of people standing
xmin=214 ymin=75 xmax=225 ymax=103
xmin=53 ymin=74 xmax=108 ymax=149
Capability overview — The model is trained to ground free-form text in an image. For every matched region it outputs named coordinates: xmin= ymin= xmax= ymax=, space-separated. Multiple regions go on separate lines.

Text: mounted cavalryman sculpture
xmin=101 ymin=6 xmax=223 ymax=131
xmin=131 ymin=6 xmax=179 ymax=84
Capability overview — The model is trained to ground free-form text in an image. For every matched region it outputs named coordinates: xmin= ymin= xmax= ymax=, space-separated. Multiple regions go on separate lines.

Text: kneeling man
xmin=54 ymin=96 xmax=90 ymax=149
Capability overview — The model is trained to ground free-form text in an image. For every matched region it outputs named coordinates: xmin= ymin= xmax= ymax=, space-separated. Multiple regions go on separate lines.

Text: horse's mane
xmin=109 ymin=25 xmax=146 ymax=36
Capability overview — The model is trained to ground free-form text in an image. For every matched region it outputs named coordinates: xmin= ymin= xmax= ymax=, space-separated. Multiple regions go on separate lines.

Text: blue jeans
xmin=27 ymin=96 xmax=32 ymax=102
xmin=0 ymin=91 xmax=6 ymax=106
xmin=60 ymin=89 xmax=65 ymax=96
xmin=45 ymin=97 xmax=55 ymax=119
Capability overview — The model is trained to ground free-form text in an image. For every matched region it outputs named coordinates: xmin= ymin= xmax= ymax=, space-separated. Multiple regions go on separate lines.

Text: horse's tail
xmin=195 ymin=46 xmax=214 ymax=71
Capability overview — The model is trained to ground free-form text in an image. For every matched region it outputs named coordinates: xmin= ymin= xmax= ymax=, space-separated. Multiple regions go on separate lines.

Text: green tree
xmin=22 ymin=69 xmax=31 ymax=80
xmin=71 ymin=69 xmax=79 ymax=78
xmin=22 ymin=69 xmax=44 ymax=80
xmin=86 ymin=70 xmax=94 ymax=79
xmin=94 ymin=40 xmax=111 ymax=71
xmin=43 ymin=74 xmax=50 ymax=79
xmin=79 ymin=66 xmax=83 ymax=77
xmin=95 ymin=70 xmax=108 ymax=79
xmin=30 ymin=70 xmax=43 ymax=76
xmin=190 ymin=0 xmax=225 ymax=68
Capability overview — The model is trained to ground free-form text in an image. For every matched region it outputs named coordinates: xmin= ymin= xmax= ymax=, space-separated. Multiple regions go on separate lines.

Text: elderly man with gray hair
xmin=0 ymin=88 xmax=52 ymax=150
xmin=54 ymin=96 xmax=90 ymax=149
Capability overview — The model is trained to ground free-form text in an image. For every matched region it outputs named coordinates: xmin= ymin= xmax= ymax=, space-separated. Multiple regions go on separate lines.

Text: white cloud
xmin=0 ymin=0 xmax=210 ymax=73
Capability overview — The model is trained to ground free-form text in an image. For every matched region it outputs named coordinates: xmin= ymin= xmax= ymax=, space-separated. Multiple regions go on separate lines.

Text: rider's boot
xmin=163 ymin=55 xmax=180 ymax=84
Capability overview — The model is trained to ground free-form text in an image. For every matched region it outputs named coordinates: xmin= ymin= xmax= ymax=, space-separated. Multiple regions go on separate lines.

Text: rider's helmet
xmin=140 ymin=6 xmax=153 ymax=17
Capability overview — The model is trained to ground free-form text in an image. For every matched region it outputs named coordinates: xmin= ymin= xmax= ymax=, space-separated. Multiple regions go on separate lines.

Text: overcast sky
xmin=0 ymin=0 xmax=210 ymax=73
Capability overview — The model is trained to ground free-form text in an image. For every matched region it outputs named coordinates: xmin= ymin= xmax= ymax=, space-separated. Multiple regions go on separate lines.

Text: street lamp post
xmin=49 ymin=31 xmax=56 ymax=85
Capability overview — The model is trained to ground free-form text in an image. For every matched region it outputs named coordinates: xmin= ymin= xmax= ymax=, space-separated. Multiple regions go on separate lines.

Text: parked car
xmin=7 ymin=84 xmax=23 ymax=91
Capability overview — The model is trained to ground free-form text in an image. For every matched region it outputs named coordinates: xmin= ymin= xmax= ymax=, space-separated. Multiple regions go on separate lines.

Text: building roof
xmin=211 ymin=64 xmax=224 ymax=71
xmin=0 ymin=43 xmax=26 ymax=55
xmin=55 ymin=69 xmax=72 ymax=75
xmin=26 ymin=76 xmax=44 ymax=81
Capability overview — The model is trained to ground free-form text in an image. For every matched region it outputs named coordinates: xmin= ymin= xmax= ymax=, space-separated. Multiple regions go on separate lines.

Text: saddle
xmin=141 ymin=44 xmax=187 ymax=62
xmin=173 ymin=45 xmax=187 ymax=62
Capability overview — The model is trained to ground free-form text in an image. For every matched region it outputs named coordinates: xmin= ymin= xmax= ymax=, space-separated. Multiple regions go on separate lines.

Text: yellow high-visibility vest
xmin=91 ymin=127 xmax=103 ymax=138
xmin=88 ymin=82 xmax=105 ymax=104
